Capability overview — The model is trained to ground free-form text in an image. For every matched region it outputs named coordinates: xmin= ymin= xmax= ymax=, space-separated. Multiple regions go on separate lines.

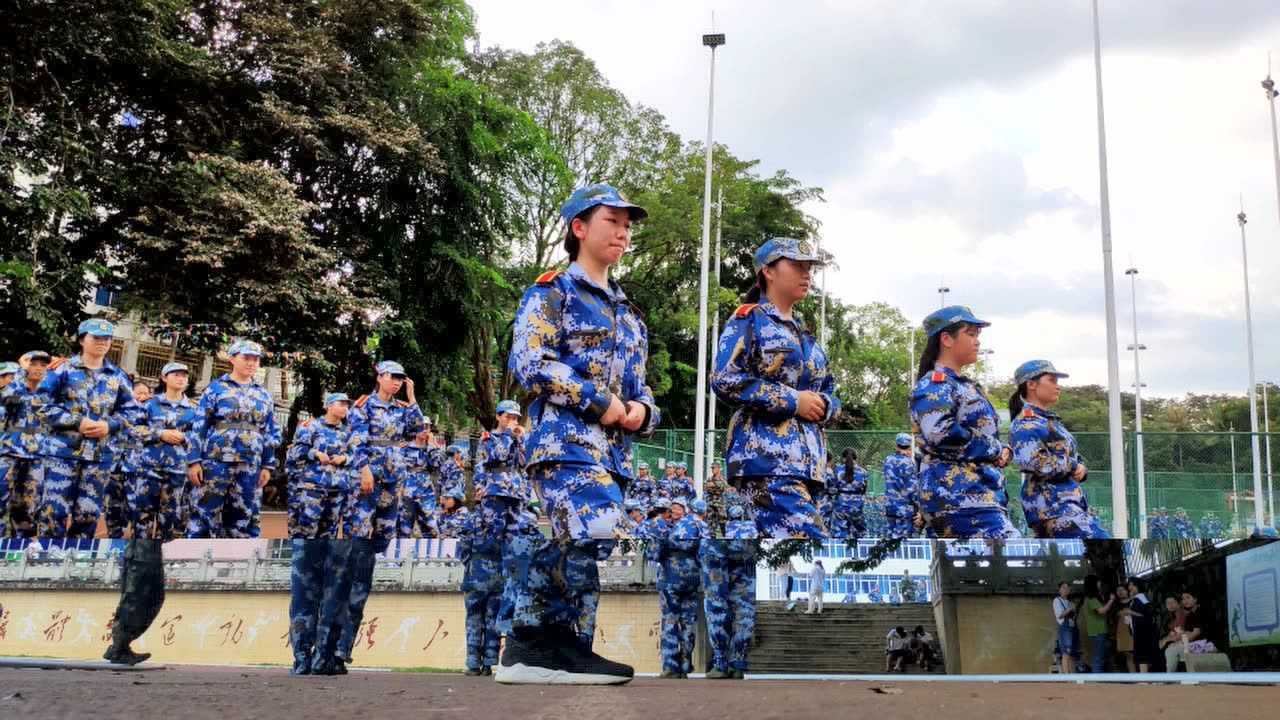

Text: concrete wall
xmin=0 ymin=589 xmax=665 ymax=672
xmin=936 ymin=594 xmax=1058 ymax=674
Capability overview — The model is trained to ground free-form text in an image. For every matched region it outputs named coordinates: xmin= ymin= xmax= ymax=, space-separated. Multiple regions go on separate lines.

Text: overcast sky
xmin=468 ymin=0 xmax=1280 ymax=398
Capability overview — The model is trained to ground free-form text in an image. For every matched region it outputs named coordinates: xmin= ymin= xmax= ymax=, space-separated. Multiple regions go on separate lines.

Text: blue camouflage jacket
xmin=509 ymin=263 xmax=661 ymax=478
xmin=1010 ymin=403 xmax=1088 ymax=523
xmin=1 ymin=377 xmax=48 ymax=460
xmin=661 ymin=474 xmax=696 ymax=503
xmin=349 ymin=394 xmax=424 ymax=475
xmin=188 ymin=374 xmax=281 ymax=469
xmin=657 ymin=515 xmax=704 ymax=593
xmin=459 ymin=511 xmax=505 ymax=592
xmin=401 ymin=444 xmax=443 ymax=496
xmin=293 ymin=417 xmax=364 ymax=490
xmin=910 ymin=365 xmax=1008 ymax=514
xmin=476 ymin=429 xmax=527 ymax=500
xmin=434 ymin=506 xmax=469 ymax=538
xmin=36 ymin=355 xmax=138 ymax=465
xmin=627 ymin=473 xmax=658 ymax=508
xmin=713 ymin=302 xmax=841 ymax=485
xmin=829 ymin=461 xmax=868 ymax=512
xmin=882 ymin=452 xmax=919 ymax=519
xmin=134 ymin=395 xmax=199 ymax=474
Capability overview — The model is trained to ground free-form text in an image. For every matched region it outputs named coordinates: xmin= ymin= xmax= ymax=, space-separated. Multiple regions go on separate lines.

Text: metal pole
xmin=937 ymin=285 xmax=950 ymax=308
xmin=1263 ymin=70 xmax=1280 ymax=227
xmin=692 ymin=33 xmax=723 ymax=499
xmin=1231 ymin=424 xmax=1239 ymax=526
xmin=819 ymin=236 xmax=827 ymax=345
xmin=1126 ymin=267 xmax=1147 ymax=538
xmin=1264 ymin=382 xmax=1274 ymax=526
xmin=908 ymin=332 xmax=917 ymax=455
xmin=708 ymin=188 xmax=723 ymax=483
xmin=1237 ymin=207 xmax=1265 ymax=531
xmin=1091 ymin=0 xmax=1130 ymax=536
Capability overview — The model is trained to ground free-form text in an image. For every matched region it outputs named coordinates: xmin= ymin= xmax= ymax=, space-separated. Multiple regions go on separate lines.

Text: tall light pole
xmin=937 ymin=284 xmax=950 ymax=308
xmin=1236 ymin=206 xmax=1265 ymax=531
xmin=818 ymin=236 xmax=827 ymax=344
xmin=692 ymin=30 xmax=725 ymax=498
xmin=1125 ymin=267 xmax=1148 ymax=537
xmin=1091 ymin=0 xmax=1129 ymax=536
xmin=1262 ymin=381 xmax=1274 ymax=527
xmin=707 ymin=188 xmax=723 ymax=482
xmin=1263 ymin=69 xmax=1280 ymax=227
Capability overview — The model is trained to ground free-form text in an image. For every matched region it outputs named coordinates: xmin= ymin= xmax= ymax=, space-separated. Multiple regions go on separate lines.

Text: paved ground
xmin=0 ymin=665 xmax=1271 ymax=720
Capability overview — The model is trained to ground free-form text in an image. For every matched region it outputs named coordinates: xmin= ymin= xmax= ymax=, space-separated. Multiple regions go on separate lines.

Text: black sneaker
xmin=730 ymin=669 xmax=745 ymax=680
xmin=705 ymin=669 xmax=731 ymax=679
xmin=104 ymin=646 xmax=151 ymax=666
xmin=464 ymin=668 xmax=482 ymax=676
xmin=481 ymin=666 xmax=492 ymax=676
xmin=495 ymin=625 xmax=633 ymax=685
xmin=332 ymin=659 xmax=348 ymax=675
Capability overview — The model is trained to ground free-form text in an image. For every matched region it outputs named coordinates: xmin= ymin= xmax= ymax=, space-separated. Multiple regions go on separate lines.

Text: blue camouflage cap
xmin=444 ymin=484 xmax=466 ymax=501
xmin=691 ymin=499 xmax=707 ymax=514
xmin=922 ymin=305 xmax=990 ymax=338
xmin=228 ymin=339 xmax=264 ymax=357
xmin=895 ymin=432 xmax=912 ymax=448
xmin=559 ymin=183 xmax=648 ymax=223
xmin=652 ymin=497 xmax=671 ymax=510
xmin=728 ymin=504 xmax=746 ymax=520
xmin=753 ymin=237 xmax=823 ymax=273
xmin=21 ymin=350 xmax=51 ymax=364
xmin=623 ymin=499 xmax=641 ymax=512
xmin=446 ymin=444 xmax=465 ymax=456
xmin=637 ymin=461 xmax=649 ymax=470
xmin=324 ymin=392 xmax=351 ymax=408
xmin=1014 ymin=360 xmax=1069 ymax=386
xmin=0 ymin=361 xmax=18 ymax=376
xmin=160 ymin=361 xmax=190 ymax=377
xmin=375 ymin=360 xmax=406 ymax=377
xmin=77 ymin=318 xmax=115 ymax=338
xmin=495 ymin=399 xmax=521 ymax=416
xmin=671 ymin=496 xmax=690 ymax=509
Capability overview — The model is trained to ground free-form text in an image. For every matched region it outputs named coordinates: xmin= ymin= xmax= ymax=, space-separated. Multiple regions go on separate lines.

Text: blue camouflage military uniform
xmin=1172 ymin=509 xmax=1193 ymax=539
xmin=397 ymin=442 xmax=443 ymax=538
xmin=656 ymin=512 xmax=703 ymax=676
xmin=712 ymin=241 xmax=840 ymax=540
xmin=36 ymin=325 xmax=139 ymax=539
xmin=883 ymin=434 xmax=919 ymax=539
xmin=827 ymin=461 xmax=867 ymax=539
xmin=909 ymin=307 xmax=1019 ymax=540
xmin=506 ymin=188 xmax=661 ymax=640
xmin=1199 ymin=513 xmax=1225 ymax=538
xmin=433 ymin=484 xmax=471 ymax=539
xmin=1009 ymin=361 xmax=1107 ymax=539
xmin=105 ymin=395 xmax=146 ymax=538
xmin=1 ymin=362 xmax=50 ymax=538
xmin=459 ymin=509 xmax=505 ymax=672
xmin=132 ymin=378 xmax=198 ymax=540
xmin=186 ymin=341 xmax=281 ymax=538
xmin=626 ymin=462 xmax=657 ymax=513
xmin=290 ymin=396 xmax=362 ymax=540
xmin=665 ymin=463 xmax=696 ymax=503
xmin=1147 ymin=510 xmax=1168 ymax=540
xmin=290 ymin=538 xmax=354 ymax=675
xmin=347 ymin=366 xmax=424 ymax=542
xmin=476 ymin=415 xmax=529 ymax=542
xmin=284 ymin=425 xmax=310 ymax=537
xmin=700 ymin=503 xmax=758 ymax=676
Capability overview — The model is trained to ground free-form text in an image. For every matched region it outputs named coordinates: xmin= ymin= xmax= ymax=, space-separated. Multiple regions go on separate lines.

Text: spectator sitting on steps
xmin=885 ymin=626 xmax=911 ymax=672
xmin=910 ymin=625 xmax=936 ymax=671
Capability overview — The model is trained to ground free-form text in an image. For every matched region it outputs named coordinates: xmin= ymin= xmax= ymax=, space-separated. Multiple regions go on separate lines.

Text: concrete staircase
xmin=750 ymin=601 xmax=945 ymax=674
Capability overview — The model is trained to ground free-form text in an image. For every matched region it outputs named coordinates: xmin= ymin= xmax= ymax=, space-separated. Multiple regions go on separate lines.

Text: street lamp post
xmin=1125 ymin=267 xmax=1148 ymax=537
xmin=1262 ymin=381 xmax=1275 ymax=527
xmin=691 ymin=31 xmax=725 ymax=499
xmin=1236 ymin=207 xmax=1266 ymax=531
xmin=1091 ymin=0 xmax=1130 ymax=536
xmin=707 ymin=188 xmax=723 ymax=482
xmin=937 ymin=285 xmax=950 ymax=308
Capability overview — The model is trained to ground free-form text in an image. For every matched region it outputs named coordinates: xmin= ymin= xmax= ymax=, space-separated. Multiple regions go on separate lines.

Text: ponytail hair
xmin=1008 ymin=382 xmax=1029 ymax=422
xmin=743 ymin=269 xmax=768 ymax=304
xmin=842 ymin=447 xmax=857 ymax=482
xmin=916 ymin=323 xmax=967 ymax=380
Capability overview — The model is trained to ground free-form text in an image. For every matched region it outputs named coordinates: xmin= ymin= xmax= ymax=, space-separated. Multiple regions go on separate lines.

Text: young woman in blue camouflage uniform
xmin=290 ymin=393 xmax=362 ymax=539
xmin=712 ymin=237 xmax=841 ymax=540
xmin=625 ymin=461 xmax=657 ymax=514
xmin=909 ymin=306 xmax=1019 ymax=539
xmin=459 ymin=505 xmax=505 ymax=676
xmin=500 ymin=183 xmax=660 ymax=685
xmin=882 ymin=433 xmax=921 ymax=539
xmin=37 ymin=318 xmax=140 ymax=539
xmin=0 ymin=351 xmax=51 ymax=538
xmin=397 ymin=428 xmax=443 ymax=538
xmin=432 ymin=474 xmax=470 ymax=538
xmin=105 ymin=378 xmax=150 ymax=538
xmin=655 ymin=497 xmax=703 ymax=679
xmin=827 ymin=448 xmax=868 ymax=538
xmin=700 ymin=500 xmax=759 ymax=680
xmin=476 ymin=399 xmax=529 ymax=538
xmin=186 ymin=339 xmax=281 ymax=538
xmin=1008 ymin=360 xmax=1109 ymax=539
xmin=132 ymin=362 xmax=198 ymax=540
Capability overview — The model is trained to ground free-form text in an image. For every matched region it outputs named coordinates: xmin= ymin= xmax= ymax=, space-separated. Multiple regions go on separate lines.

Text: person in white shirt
xmin=1052 ymin=581 xmax=1077 ymax=674
xmin=805 ymin=560 xmax=825 ymax=614
xmin=885 ymin=626 xmax=911 ymax=671
xmin=781 ymin=558 xmax=797 ymax=611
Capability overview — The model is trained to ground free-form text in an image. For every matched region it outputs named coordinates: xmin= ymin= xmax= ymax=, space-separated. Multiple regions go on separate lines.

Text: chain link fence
xmin=639 ymin=429 xmax=1280 ymax=538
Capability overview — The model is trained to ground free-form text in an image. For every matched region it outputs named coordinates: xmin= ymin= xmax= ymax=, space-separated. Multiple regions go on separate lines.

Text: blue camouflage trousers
xmin=464 ymin=590 xmax=503 ymax=670
xmin=132 ymin=470 xmax=188 ymax=541
xmin=926 ymin=507 xmax=1022 ymax=539
xmin=187 ymin=460 xmax=261 ymax=538
xmin=37 ymin=457 xmax=112 ymax=539
xmin=700 ymin=545 xmax=756 ymax=672
xmin=290 ymin=484 xmax=345 ymax=540
xmin=827 ymin=507 xmax=865 ymax=539
xmin=337 ymin=538 xmax=380 ymax=662
xmin=737 ymin=475 xmax=827 ymax=540
xmin=1 ymin=456 xmax=43 ymax=538
xmin=397 ymin=488 xmax=437 ymax=538
xmin=290 ymin=539 xmax=355 ymax=674
xmin=343 ymin=468 xmax=398 ymax=542
xmin=1030 ymin=508 xmax=1111 ymax=539
xmin=530 ymin=463 xmax=624 ymax=540
xmin=658 ymin=585 xmax=699 ymax=674
xmin=104 ymin=469 xmax=135 ymax=539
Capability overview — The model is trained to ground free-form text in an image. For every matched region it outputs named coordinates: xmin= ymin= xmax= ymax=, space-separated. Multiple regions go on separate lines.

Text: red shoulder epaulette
xmin=1022 ymin=408 xmax=1035 ymax=419
xmin=734 ymin=303 xmax=759 ymax=318
xmin=535 ymin=269 xmax=561 ymax=286
xmin=354 ymin=394 xmax=370 ymax=408
xmin=299 ymin=418 xmax=312 ymax=427
xmin=481 ymin=431 xmax=490 ymax=440
xmin=930 ymin=371 xmax=946 ymax=383
xmin=49 ymin=356 xmax=67 ymax=370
